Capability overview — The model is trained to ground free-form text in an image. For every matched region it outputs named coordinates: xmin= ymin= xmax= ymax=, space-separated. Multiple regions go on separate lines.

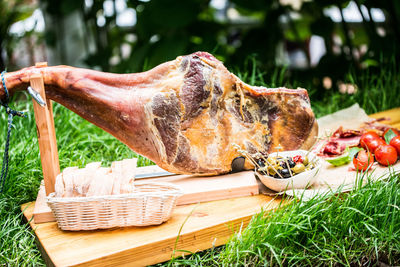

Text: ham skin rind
xmin=0 ymin=52 xmax=317 ymax=175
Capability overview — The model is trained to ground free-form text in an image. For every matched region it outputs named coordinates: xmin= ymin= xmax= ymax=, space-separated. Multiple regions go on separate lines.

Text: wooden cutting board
xmin=33 ymin=167 xmax=259 ymax=223
xmin=143 ymin=169 xmax=259 ymax=205
xmin=22 ymin=107 xmax=400 ymax=266
xmin=22 ymin=194 xmax=281 ymax=267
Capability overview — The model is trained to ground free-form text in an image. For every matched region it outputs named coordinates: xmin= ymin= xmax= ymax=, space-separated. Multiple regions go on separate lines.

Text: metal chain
xmin=0 ymin=71 xmax=25 ymax=192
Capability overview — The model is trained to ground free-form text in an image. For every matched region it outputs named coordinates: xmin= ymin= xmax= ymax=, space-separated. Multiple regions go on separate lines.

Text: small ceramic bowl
xmin=255 ymin=150 xmax=321 ymax=192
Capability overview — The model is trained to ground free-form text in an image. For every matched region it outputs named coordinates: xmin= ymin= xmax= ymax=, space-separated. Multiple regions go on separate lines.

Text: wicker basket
xmin=46 ymin=182 xmax=183 ymax=231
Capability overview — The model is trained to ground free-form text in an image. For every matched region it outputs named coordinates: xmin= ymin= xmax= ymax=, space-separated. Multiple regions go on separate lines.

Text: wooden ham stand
xmin=23 ymin=68 xmax=400 ymax=265
xmin=28 ymin=63 xmax=261 ymax=224
xmin=25 ymin=64 xmax=280 ymax=266
xmin=30 ymin=62 xmax=59 ymax=223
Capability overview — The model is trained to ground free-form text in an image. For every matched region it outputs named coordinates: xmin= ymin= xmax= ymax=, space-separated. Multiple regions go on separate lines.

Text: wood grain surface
xmin=33 ymin=181 xmax=55 ymax=223
xmin=369 ymin=107 xmax=400 ymax=127
xmin=30 ymin=67 xmax=60 ymax=195
xmin=22 ymin=194 xmax=281 ymax=266
xmin=22 ymin=107 xmax=400 ymax=266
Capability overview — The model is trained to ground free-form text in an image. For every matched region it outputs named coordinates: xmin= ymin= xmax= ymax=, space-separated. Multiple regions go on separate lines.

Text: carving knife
xmin=135 ymin=157 xmax=246 ymax=179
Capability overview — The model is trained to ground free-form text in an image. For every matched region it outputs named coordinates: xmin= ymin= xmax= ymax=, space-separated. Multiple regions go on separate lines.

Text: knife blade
xmin=135 ymin=157 xmax=246 ymax=180
xmin=135 ymin=171 xmax=175 ymax=179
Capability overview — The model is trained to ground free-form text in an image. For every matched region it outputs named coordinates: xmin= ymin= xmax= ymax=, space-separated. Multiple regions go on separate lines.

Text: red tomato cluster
xmin=354 ymin=129 xmax=400 ymax=170
xmin=353 ymin=150 xmax=374 ymax=171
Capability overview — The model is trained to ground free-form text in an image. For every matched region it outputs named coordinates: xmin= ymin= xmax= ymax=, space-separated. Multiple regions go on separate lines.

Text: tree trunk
xmin=337 ymin=4 xmax=356 ymax=64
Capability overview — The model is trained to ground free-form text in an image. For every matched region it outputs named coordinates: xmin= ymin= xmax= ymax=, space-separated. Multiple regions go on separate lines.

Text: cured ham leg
xmin=0 ymin=52 xmax=317 ymax=175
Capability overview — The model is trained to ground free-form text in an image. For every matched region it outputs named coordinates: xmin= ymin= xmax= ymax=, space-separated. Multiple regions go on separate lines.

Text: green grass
xmin=0 ymin=100 xmax=151 ymax=265
xmin=0 ymin=60 xmax=399 ymax=265
xmin=161 ymin=171 xmax=400 ymax=266
xmin=309 ymin=59 xmax=400 ymax=117
xmin=223 ymin=171 xmax=400 ymax=266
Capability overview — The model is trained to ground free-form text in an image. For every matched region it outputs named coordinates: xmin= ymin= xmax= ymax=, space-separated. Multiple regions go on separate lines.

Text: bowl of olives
xmin=254 ymin=150 xmax=321 ymax=192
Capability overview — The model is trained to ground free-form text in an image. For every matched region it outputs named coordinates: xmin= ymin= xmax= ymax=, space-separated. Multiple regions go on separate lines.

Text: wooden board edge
xmin=33 ymin=210 xmax=55 ymax=224
xmin=71 ymin=210 xmax=256 ymax=266
xmin=368 ymin=107 xmax=400 ymax=125
xmin=21 ymin=202 xmax=34 ymax=222
xmin=21 ymin=202 xmax=58 ymax=266
xmin=21 ymin=203 xmax=55 ymax=267
xmin=35 ymin=237 xmax=55 ymax=267
xmin=33 ymin=183 xmax=55 ymax=223
xmin=72 ymin=198 xmax=285 ymax=267
xmin=177 ymin=184 xmax=259 ymax=205
xmin=21 ymin=196 xmax=284 ymax=267
xmin=368 ymin=107 xmax=400 ymax=118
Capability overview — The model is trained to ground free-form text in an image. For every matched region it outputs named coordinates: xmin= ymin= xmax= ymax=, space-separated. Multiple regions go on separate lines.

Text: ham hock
xmin=0 ymin=52 xmax=317 ymax=175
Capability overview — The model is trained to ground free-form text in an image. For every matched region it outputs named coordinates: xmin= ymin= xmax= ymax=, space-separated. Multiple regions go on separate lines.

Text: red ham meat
xmin=314 ymin=126 xmax=363 ymax=158
xmin=0 ymin=52 xmax=317 ymax=175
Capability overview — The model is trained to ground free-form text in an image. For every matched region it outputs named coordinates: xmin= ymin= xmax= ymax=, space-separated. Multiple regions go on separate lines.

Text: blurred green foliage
xmin=3 ymin=0 xmax=400 ymax=91
xmin=0 ymin=0 xmax=34 ymax=70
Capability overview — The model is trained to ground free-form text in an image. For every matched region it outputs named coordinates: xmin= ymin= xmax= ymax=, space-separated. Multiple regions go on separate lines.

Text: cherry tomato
xmin=365 ymin=138 xmax=386 ymax=153
xmin=293 ymin=155 xmax=303 ymax=163
xmin=360 ymin=131 xmax=381 ymax=149
xmin=353 ymin=150 xmax=374 ymax=171
xmin=375 ymin=145 xmax=398 ymax=166
xmin=389 ymin=136 xmax=400 ymax=157
xmin=383 ymin=128 xmax=400 ymax=137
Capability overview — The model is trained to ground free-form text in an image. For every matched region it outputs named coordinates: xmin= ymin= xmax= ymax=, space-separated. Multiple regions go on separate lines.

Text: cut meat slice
xmin=1 ymin=52 xmax=317 ymax=175
xmin=333 ymin=135 xmax=361 ymax=148
xmin=120 ymin=158 xmax=137 ymax=194
xmin=72 ymin=168 xmax=87 ymax=196
xmin=332 ymin=126 xmax=362 ymax=138
xmin=111 ymin=161 xmax=123 ymax=195
xmin=60 ymin=167 xmax=79 ymax=197
xmin=54 ymin=173 xmax=64 ymax=198
xmin=54 ymin=160 xmax=137 ymax=198
xmin=81 ymin=162 xmax=102 ymax=196
xmin=322 ymin=141 xmax=346 ymax=156
xmin=111 ymin=158 xmax=137 ymax=194
xmin=86 ymin=167 xmax=113 ymax=197
xmin=314 ymin=126 xmax=363 ymax=158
